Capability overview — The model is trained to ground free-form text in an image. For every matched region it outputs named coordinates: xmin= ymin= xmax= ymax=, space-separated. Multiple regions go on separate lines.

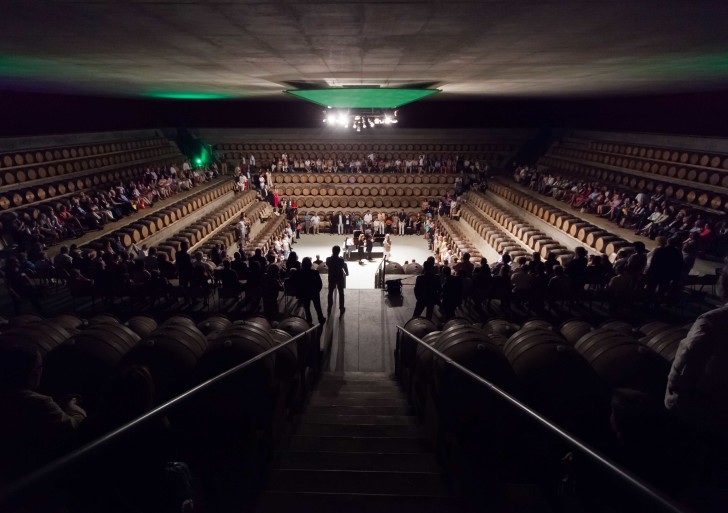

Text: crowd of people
xmin=514 ymin=164 xmax=728 ymax=259
xmin=2 ymin=160 xmax=219 ymax=254
xmin=226 ymin=151 xmax=493 ymax=176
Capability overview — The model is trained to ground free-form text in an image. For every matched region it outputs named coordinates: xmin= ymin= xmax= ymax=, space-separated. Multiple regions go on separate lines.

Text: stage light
xmin=384 ymin=115 xmax=392 ymax=124
xmin=195 ymin=158 xmax=202 ymax=165
xmin=326 ymin=114 xmax=337 ymax=124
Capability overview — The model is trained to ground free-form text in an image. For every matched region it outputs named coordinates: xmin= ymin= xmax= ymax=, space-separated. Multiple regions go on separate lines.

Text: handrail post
xmin=395 ymin=325 xmax=690 ymax=513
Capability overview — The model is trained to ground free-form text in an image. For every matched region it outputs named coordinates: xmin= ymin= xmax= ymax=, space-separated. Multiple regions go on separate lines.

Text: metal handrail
xmin=396 ymin=325 xmax=690 ymax=513
xmin=0 ymin=323 xmax=321 ymax=506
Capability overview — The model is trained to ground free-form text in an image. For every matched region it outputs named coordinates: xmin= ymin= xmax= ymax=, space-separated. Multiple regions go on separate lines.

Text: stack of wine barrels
xmin=86 ymin=179 xmax=234 ymax=251
xmin=154 ymin=190 xmax=257 ymax=261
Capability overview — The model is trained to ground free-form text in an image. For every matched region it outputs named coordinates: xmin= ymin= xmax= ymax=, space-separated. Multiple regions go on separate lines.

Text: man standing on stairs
xmin=326 ymin=245 xmax=349 ymax=317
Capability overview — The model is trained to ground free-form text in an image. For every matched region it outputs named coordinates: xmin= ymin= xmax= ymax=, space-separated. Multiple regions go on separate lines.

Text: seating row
xmin=86 ymin=179 xmax=234 ymax=251
xmin=273 ymin=173 xmax=456 ymax=185
xmin=197 ymin=201 xmax=268 ymax=256
xmin=435 ymin=216 xmax=482 ymax=263
xmin=486 ymin=182 xmax=632 ymax=258
xmin=541 ymin=152 xmax=727 ymax=213
xmin=246 ymin=215 xmax=288 ymax=256
xmin=553 ymin=144 xmax=728 ymax=188
xmin=0 ymin=137 xmax=172 ymax=177
xmin=292 ymin=195 xmax=431 ymax=210
xmin=154 ymin=191 xmax=257 ymax=261
xmin=586 ymin=139 xmax=728 ymax=176
xmin=458 ymin=204 xmax=532 ymax=261
xmin=278 ymin=184 xmax=452 ymax=198
xmin=0 ymin=156 xmax=179 ymax=213
xmin=215 ymin=141 xmax=514 ymax=153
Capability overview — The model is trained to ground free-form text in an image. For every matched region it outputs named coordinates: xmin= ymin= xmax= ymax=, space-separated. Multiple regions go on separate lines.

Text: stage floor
xmin=287 ymin=232 xmax=433 ymax=289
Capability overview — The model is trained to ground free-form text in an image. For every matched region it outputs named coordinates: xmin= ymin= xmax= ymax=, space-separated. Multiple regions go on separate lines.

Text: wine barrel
xmin=126 ymin=315 xmax=159 ymax=338
xmin=559 ymin=320 xmax=593 ymax=345
xmin=51 ymin=314 xmax=85 ymax=332
xmin=432 ymin=326 xmax=519 ymax=438
xmin=505 ymin=338 xmax=606 ymax=432
xmin=638 ymin=320 xmax=672 ymax=338
xmin=503 ymin=328 xmax=565 ymax=363
xmin=442 ymin=317 xmax=471 ymax=331
xmin=521 ymin=319 xmax=553 ymax=331
xmin=574 ymin=329 xmax=669 ymax=399
xmin=121 ymin=323 xmax=209 ymax=401
xmin=0 ymin=321 xmax=74 ymax=357
xmin=644 ymin=327 xmax=686 ymax=363
xmin=197 ymin=315 xmax=232 ymax=336
xmin=480 ymin=319 xmax=519 ymax=338
xmin=42 ymin=323 xmax=140 ymax=405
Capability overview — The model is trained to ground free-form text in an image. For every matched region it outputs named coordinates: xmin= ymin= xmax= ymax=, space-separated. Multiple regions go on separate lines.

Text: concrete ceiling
xmin=2 ymin=0 xmax=728 ymax=99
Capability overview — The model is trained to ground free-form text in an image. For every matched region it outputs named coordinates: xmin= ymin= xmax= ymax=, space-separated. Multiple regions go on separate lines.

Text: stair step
xmin=256 ymin=491 xmax=469 ymax=513
xmin=275 ymin=451 xmax=439 ymax=472
xmin=309 ymin=395 xmax=409 ymax=407
xmin=289 ymin=435 xmax=430 ymax=453
xmin=307 ymin=405 xmax=413 ymax=416
xmin=324 ymin=372 xmax=396 ymax=382
xmin=266 ymin=469 xmax=447 ymax=495
xmin=317 ymin=380 xmax=403 ymax=392
xmin=302 ymin=414 xmax=418 ymax=426
xmin=297 ymin=423 xmax=423 ymax=437
xmin=312 ymin=390 xmax=403 ymax=399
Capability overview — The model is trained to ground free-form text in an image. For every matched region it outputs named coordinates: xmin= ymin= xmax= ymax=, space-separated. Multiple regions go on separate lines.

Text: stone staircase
xmin=255 ymin=372 xmax=469 ymax=513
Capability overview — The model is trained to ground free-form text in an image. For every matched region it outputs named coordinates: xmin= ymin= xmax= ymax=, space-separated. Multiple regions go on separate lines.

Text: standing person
xmin=326 ymin=245 xmax=349 ymax=316
xmin=413 ymin=260 xmax=442 ymax=320
xmin=336 ymin=212 xmax=344 ymax=235
xmin=303 ymin=211 xmax=312 ymax=234
xmin=175 ymin=241 xmax=193 ymax=290
xmin=441 ymin=266 xmax=463 ymax=319
xmin=295 ymin=257 xmax=326 ymax=325
xmin=383 ymin=234 xmax=392 ymax=259
xmin=311 ymin=212 xmax=320 ymax=234
xmin=366 ymin=234 xmax=374 ymax=260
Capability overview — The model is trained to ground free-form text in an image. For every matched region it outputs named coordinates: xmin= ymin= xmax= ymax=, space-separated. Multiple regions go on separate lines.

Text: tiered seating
xmin=467 ymin=192 xmax=572 ymax=258
xmin=84 ymin=179 xmax=234 ymax=251
xmin=273 ymin=172 xmax=456 ymax=214
xmin=435 ymin=216 xmax=482 ymax=262
xmin=197 ymin=200 xmax=268 ymax=256
xmin=458 ymin=203 xmax=532 ymax=260
xmin=0 ymin=135 xmax=182 ymax=216
xmin=155 ymin=191 xmax=257 ymax=261
xmin=245 ymin=215 xmax=288 ymax=255
xmin=487 ymin=182 xmax=632 ymax=258
xmin=215 ymin=141 xmax=515 ymax=168
xmin=540 ymin=137 xmax=728 ymax=215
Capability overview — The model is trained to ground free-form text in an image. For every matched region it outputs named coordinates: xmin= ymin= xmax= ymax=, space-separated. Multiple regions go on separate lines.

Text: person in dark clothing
xmin=413 ymin=260 xmax=442 ymax=320
xmin=295 ymin=257 xmax=326 ymax=324
xmin=175 ymin=242 xmax=193 ymax=289
xmin=365 ymin=234 xmax=374 ymax=260
xmin=218 ymin=260 xmax=242 ymax=296
xmin=249 ymin=248 xmax=267 ymax=270
xmin=441 ymin=266 xmax=463 ymax=319
xmin=646 ymin=236 xmax=684 ymax=295
xmin=326 ymin=245 xmax=349 ymax=316
xmin=565 ymin=246 xmax=588 ymax=292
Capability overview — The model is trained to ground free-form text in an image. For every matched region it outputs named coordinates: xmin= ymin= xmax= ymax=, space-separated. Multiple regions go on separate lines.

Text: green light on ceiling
xmin=286 ymin=88 xmax=439 ymax=108
xmin=145 ymin=91 xmax=234 ymax=100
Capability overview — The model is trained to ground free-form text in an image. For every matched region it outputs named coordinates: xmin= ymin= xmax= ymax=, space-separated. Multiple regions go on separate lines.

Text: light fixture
xmin=322 ymin=108 xmax=400 ymax=132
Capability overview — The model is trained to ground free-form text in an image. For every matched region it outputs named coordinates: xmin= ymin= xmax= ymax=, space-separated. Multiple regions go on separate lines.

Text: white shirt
xmin=250 ymin=155 xmax=255 ymax=165
xmin=364 ymin=213 xmax=372 ymax=223
xmin=311 ymin=215 xmax=320 ymax=225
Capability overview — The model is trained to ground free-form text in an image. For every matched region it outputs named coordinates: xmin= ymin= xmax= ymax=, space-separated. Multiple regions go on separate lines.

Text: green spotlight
xmin=196 ymin=158 xmax=202 ymax=165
